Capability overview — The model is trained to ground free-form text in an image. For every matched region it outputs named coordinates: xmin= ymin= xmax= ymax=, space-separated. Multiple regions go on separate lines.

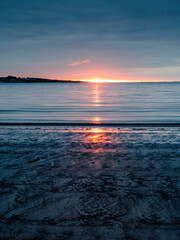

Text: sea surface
xmin=0 ymin=82 xmax=180 ymax=123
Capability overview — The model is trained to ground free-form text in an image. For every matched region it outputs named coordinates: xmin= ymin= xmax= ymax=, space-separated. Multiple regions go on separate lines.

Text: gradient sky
xmin=0 ymin=0 xmax=180 ymax=80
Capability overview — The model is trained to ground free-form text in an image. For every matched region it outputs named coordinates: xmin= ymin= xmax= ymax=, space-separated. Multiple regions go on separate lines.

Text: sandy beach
xmin=0 ymin=126 xmax=179 ymax=240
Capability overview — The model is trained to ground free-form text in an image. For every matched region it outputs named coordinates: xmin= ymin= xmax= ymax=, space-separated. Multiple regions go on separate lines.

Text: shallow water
xmin=0 ymin=82 xmax=180 ymax=123
xmin=0 ymin=126 xmax=179 ymax=239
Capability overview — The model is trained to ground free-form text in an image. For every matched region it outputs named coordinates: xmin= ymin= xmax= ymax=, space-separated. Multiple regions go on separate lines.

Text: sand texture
xmin=0 ymin=126 xmax=179 ymax=240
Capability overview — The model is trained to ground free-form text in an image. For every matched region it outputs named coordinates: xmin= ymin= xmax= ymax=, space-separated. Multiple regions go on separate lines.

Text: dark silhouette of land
xmin=0 ymin=76 xmax=80 ymax=83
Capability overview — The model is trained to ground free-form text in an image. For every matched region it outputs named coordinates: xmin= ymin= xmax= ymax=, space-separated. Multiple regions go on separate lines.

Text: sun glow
xmin=91 ymin=78 xmax=103 ymax=83
xmin=80 ymin=78 xmax=128 ymax=83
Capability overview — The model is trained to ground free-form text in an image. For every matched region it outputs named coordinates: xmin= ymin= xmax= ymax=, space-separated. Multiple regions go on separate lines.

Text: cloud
xmin=69 ymin=59 xmax=90 ymax=66
xmin=1 ymin=0 xmax=180 ymax=79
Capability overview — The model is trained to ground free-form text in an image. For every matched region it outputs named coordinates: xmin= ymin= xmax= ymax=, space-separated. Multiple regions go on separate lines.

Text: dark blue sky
xmin=0 ymin=0 xmax=180 ymax=80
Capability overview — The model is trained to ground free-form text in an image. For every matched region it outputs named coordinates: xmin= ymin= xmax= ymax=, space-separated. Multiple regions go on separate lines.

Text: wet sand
xmin=0 ymin=126 xmax=179 ymax=240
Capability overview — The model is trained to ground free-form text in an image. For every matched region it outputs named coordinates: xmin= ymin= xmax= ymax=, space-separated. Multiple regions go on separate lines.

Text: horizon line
xmin=0 ymin=122 xmax=180 ymax=127
xmin=1 ymin=76 xmax=180 ymax=83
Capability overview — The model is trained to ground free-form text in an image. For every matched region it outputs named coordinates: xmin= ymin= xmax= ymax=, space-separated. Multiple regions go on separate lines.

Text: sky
xmin=0 ymin=0 xmax=180 ymax=81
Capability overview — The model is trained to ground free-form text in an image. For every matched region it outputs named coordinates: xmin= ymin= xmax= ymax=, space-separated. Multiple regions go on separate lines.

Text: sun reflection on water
xmin=86 ymin=128 xmax=105 ymax=144
xmin=71 ymin=127 xmax=123 ymax=171
xmin=93 ymin=84 xmax=101 ymax=107
xmin=92 ymin=117 xmax=101 ymax=123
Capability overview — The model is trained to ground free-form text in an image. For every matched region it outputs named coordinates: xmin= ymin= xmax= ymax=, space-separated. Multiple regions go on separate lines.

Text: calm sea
xmin=0 ymin=82 xmax=180 ymax=123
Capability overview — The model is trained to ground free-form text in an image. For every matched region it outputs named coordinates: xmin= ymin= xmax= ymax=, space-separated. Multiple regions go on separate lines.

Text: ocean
xmin=0 ymin=82 xmax=180 ymax=123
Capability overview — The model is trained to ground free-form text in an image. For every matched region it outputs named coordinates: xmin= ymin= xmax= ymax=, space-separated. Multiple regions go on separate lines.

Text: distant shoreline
xmin=0 ymin=76 xmax=81 ymax=83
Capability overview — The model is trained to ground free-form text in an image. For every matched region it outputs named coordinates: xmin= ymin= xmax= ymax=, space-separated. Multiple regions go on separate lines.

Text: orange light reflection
xmin=71 ymin=127 xmax=126 ymax=171
xmin=92 ymin=117 xmax=101 ymax=124
xmin=93 ymin=84 xmax=101 ymax=107
xmin=86 ymin=128 xmax=106 ymax=145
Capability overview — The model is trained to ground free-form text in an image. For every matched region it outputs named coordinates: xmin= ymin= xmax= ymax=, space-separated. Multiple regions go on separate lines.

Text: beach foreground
xmin=0 ymin=126 xmax=179 ymax=240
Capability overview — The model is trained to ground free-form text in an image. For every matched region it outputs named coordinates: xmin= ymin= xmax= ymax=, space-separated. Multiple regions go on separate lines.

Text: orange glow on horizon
xmin=67 ymin=78 xmax=178 ymax=83
xmin=80 ymin=78 xmax=127 ymax=83
xmin=91 ymin=78 xmax=104 ymax=83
